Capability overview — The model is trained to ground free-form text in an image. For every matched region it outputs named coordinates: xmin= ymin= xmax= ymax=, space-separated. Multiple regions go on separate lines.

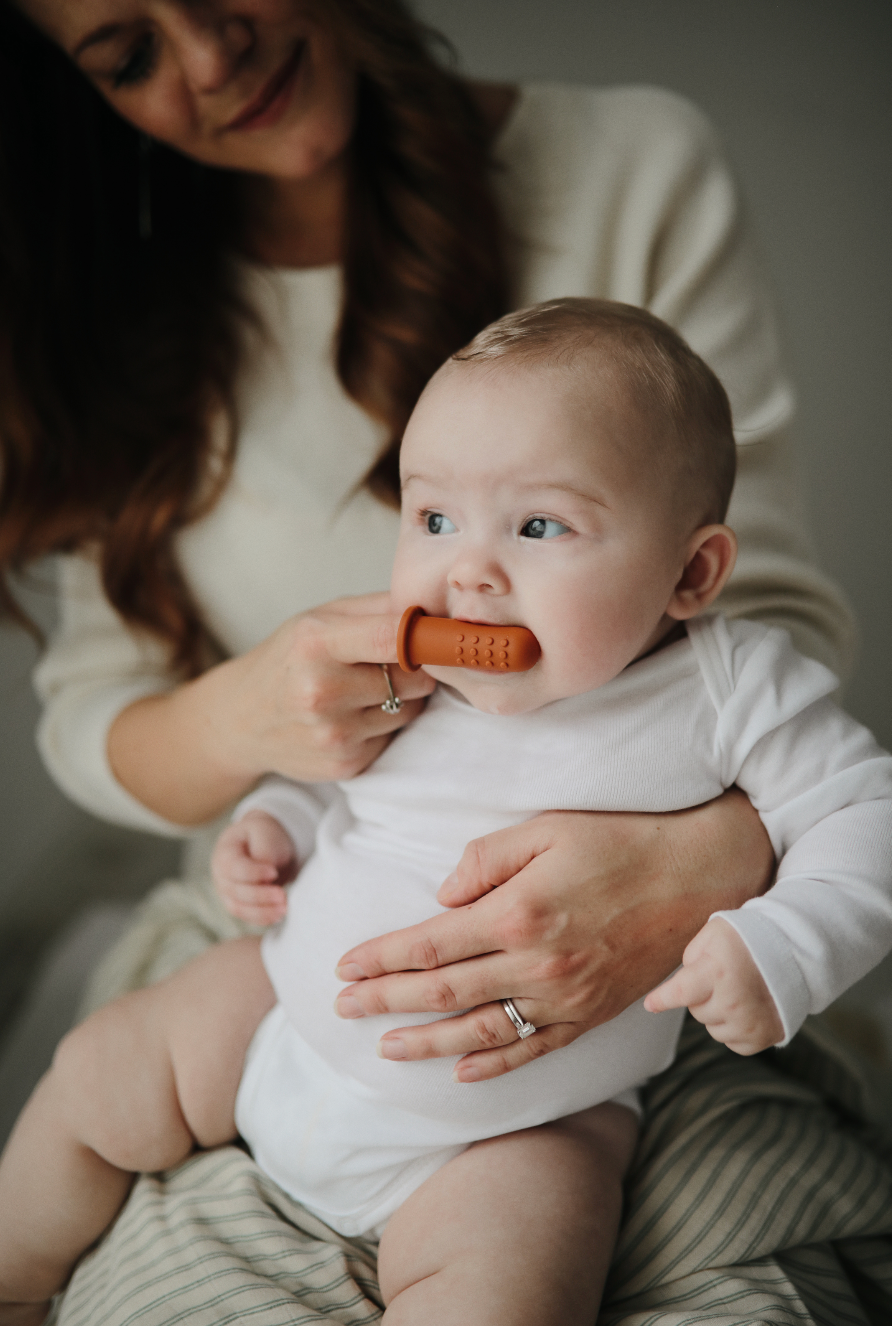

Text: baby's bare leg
xmin=378 ymin=1100 xmax=638 ymax=1326
xmin=0 ymin=937 xmax=274 ymax=1322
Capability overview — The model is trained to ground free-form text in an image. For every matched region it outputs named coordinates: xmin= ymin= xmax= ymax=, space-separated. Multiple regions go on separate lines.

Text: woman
xmin=1 ymin=2 xmax=889 ymax=1322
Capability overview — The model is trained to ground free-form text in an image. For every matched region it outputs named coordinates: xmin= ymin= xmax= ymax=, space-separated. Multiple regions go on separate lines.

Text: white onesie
xmin=234 ymin=615 xmax=892 ymax=1237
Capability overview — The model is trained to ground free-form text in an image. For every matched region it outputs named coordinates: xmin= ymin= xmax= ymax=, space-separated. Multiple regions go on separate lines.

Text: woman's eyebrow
xmin=73 ymin=24 xmax=125 ymax=58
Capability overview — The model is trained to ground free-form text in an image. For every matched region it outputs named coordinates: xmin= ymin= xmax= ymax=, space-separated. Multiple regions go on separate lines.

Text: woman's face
xmin=22 ymin=1 xmax=357 ymax=179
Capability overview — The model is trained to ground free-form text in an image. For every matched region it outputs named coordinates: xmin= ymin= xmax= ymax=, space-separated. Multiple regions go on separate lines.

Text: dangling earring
xmin=138 ymin=133 xmax=153 ymax=241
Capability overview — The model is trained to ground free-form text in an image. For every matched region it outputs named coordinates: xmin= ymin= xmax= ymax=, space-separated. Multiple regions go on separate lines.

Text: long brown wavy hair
xmin=0 ymin=0 xmax=508 ymax=674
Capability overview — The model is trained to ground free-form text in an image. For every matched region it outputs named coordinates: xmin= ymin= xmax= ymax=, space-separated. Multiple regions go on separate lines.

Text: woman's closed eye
xmin=520 ymin=517 xmax=571 ymax=540
xmin=111 ymin=33 xmax=158 ymax=89
xmin=424 ymin=512 xmax=457 ymax=535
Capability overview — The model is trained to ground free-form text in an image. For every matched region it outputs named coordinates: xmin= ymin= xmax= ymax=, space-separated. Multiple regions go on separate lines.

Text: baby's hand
xmin=644 ymin=916 xmax=784 ymax=1055
xmin=211 ymin=810 xmax=297 ymax=925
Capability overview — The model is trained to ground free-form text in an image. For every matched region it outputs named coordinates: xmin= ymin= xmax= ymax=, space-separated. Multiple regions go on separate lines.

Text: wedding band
xmin=502 ymin=998 xmax=537 ymax=1040
xmin=380 ymin=664 xmax=402 ymax=715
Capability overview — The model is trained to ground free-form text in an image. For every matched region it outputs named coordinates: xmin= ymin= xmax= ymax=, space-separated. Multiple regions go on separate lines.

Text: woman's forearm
xmin=107 ymin=663 xmax=258 ymax=826
xmin=655 ymin=786 xmax=775 ymax=926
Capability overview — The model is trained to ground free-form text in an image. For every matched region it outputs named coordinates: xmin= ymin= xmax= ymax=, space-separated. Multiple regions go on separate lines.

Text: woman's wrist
xmin=671 ymin=788 xmax=775 ymax=916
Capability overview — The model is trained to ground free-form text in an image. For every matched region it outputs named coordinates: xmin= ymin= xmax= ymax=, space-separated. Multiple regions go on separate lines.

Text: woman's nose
xmin=447 ymin=549 xmax=510 ymax=596
xmin=166 ymin=8 xmax=254 ymax=94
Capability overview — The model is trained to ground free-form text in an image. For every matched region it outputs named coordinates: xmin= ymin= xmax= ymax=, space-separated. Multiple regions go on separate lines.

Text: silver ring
xmin=502 ymin=998 xmax=536 ymax=1040
xmin=380 ymin=664 xmax=402 ymax=715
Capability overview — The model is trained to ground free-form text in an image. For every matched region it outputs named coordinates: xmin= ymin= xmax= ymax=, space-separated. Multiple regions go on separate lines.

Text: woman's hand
xmin=334 ymin=791 xmax=775 ymax=1081
xmin=108 ymin=592 xmax=435 ymax=825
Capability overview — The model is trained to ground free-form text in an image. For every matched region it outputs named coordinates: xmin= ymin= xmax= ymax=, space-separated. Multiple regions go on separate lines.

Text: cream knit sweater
xmin=34 ymin=84 xmax=854 ymax=836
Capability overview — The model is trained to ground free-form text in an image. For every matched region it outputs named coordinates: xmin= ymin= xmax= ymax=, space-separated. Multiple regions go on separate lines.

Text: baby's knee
xmin=547 ymin=1100 xmax=639 ymax=1181
xmin=49 ymin=1015 xmax=108 ymax=1112
xmin=49 ymin=1006 xmax=193 ymax=1173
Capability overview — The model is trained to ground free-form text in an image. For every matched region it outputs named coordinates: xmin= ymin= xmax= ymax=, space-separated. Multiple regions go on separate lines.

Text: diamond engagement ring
xmin=502 ymin=998 xmax=537 ymax=1040
xmin=380 ymin=664 xmax=402 ymax=715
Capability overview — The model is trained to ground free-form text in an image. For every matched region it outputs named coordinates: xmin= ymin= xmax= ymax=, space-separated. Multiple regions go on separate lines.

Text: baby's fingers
xmin=226 ymin=850 xmax=282 ymax=884
xmin=220 ymin=880 xmax=287 ymax=925
xmin=644 ymin=965 xmax=714 ymax=1014
xmin=244 ymin=819 xmax=297 ymax=874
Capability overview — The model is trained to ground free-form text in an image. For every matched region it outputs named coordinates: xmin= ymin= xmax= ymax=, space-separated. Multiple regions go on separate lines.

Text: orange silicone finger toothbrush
xmin=396 ymin=606 xmax=541 ymax=673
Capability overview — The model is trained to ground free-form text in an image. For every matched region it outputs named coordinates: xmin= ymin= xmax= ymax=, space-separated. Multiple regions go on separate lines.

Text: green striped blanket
xmin=53 ymin=1016 xmax=892 ymax=1325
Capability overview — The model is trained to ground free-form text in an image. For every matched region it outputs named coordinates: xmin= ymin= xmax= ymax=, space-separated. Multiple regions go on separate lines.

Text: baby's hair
xmin=452 ymin=298 xmax=736 ymax=525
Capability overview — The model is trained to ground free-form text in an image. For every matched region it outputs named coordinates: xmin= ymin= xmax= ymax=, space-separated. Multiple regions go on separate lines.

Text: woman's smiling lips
xmin=225 ymin=42 xmax=305 ymax=133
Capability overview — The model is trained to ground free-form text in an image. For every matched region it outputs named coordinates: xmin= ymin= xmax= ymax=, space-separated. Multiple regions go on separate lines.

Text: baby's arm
xmin=213 ymin=774 xmax=337 ymax=924
xmin=645 ymin=917 xmax=783 ymax=1055
xmin=212 ymin=811 xmax=297 ymax=926
xmin=648 ymin=623 xmax=892 ymax=1055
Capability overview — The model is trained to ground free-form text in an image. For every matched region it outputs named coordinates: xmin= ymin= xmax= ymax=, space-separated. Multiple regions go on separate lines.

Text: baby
xmin=3 ymin=299 xmax=892 ymax=1326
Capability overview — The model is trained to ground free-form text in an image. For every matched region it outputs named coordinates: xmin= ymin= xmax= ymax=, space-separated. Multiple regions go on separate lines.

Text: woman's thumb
xmin=437 ymin=820 xmax=545 ymax=906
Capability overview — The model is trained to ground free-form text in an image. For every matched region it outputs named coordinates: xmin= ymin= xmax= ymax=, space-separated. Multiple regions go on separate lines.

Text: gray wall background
xmin=1 ymin=0 xmax=890 ymax=1022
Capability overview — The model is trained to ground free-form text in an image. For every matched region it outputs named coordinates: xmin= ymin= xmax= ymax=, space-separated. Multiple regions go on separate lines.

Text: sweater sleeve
xmin=707 ymin=626 xmax=892 ymax=1044
xmin=33 ymin=552 xmax=189 ymax=836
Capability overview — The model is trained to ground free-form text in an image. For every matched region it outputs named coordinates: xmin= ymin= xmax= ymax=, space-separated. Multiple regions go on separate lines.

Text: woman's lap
xmin=602 ymin=1017 xmax=892 ymax=1323
xmin=60 ymin=881 xmax=892 ymax=1325
xmin=48 ymin=1018 xmax=892 ymax=1326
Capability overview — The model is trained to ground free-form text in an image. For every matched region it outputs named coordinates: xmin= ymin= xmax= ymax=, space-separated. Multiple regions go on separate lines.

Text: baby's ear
xmin=666 ymin=524 xmax=737 ymax=621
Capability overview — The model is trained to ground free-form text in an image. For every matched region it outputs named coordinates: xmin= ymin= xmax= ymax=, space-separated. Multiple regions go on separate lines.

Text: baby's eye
xmin=520 ymin=517 xmax=571 ymax=540
xmin=425 ymin=512 xmax=457 ymax=535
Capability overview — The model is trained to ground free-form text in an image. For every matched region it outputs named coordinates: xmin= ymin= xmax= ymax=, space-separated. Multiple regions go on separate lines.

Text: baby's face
xmin=391 ymin=359 xmax=695 ymax=715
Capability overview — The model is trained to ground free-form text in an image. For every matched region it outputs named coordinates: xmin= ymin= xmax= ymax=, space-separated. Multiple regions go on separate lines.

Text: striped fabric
xmin=52 ymin=1016 xmax=892 ymax=1326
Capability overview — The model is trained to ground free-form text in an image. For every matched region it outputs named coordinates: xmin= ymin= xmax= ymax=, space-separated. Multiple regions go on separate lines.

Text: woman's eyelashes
xmin=111 ymin=34 xmax=158 ymax=89
xmin=424 ymin=512 xmax=457 ymax=535
xmin=520 ymin=517 xmax=571 ymax=540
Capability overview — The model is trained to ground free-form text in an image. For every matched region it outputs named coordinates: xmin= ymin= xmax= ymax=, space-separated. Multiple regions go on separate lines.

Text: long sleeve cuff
xmin=711 ymin=906 xmax=810 ymax=1046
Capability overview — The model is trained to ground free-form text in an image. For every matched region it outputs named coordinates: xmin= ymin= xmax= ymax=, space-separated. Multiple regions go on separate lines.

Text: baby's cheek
xmin=389 ymin=533 xmax=435 ymax=602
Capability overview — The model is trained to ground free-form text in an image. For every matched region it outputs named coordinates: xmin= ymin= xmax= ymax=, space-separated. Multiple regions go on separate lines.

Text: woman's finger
xmin=453 ymin=1021 xmax=581 ymax=1083
xmin=320 ymin=591 xmax=394 ymax=618
xmin=345 ymin=659 xmax=435 ymax=710
xmin=355 ymin=696 xmax=430 ymax=742
xmin=291 ymin=661 xmax=432 ymax=752
xmin=377 ymin=1000 xmax=540 ymax=1062
xmin=335 ymin=953 xmax=519 ymax=1020
xmin=291 ymin=660 xmax=432 ymax=728
xmin=437 ymin=817 xmax=552 ymax=906
xmin=335 ymin=892 xmax=506 ymax=983
xmin=309 ymin=610 xmax=402 ymax=669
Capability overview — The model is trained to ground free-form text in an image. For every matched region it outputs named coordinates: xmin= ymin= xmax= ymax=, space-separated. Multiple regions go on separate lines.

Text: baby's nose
xmin=446 ymin=549 xmax=510 ymax=595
